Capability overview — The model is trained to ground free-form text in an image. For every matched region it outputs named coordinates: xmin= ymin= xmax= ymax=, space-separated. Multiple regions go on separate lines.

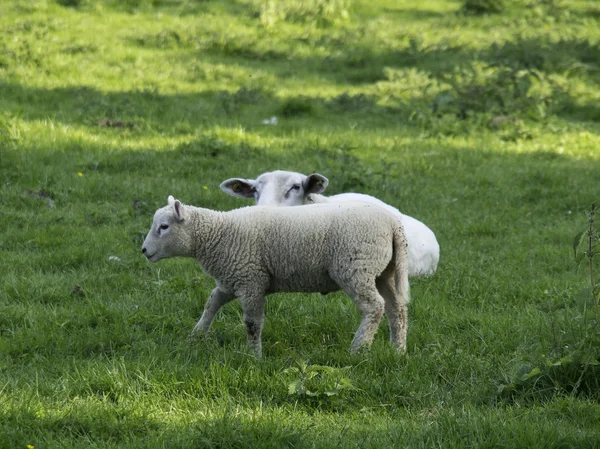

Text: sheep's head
xmin=142 ymin=195 xmax=193 ymax=262
xmin=220 ymin=170 xmax=328 ymax=207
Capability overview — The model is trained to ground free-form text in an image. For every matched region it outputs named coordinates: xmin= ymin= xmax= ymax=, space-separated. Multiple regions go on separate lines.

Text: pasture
xmin=1 ymin=0 xmax=599 ymax=447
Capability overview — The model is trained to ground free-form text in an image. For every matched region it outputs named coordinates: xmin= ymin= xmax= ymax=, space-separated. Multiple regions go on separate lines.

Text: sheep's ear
xmin=168 ymin=195 xmax=175 ymax=205
xmin=220 ymin=178 xmax=256 ymax=199
xmin=303 ymin=174 xmax=328 ymax=195
xmin=173 ymin=199 xmax=186 ymax=222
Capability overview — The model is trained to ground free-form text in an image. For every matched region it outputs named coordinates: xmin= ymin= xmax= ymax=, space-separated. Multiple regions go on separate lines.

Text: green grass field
xmin=2 ymin=0 xmax=600 ymax=447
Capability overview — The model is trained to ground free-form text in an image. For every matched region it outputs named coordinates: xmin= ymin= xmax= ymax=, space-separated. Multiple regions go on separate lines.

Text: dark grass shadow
xmin=382 ymin=7 xmax=448 ymax=19
xmin=0 ymin=80 xmax=412 ymax=134
xmin=55 ymin=0 xmax=257 ymax=18
xmin=144 ymin=25 xmax=600 ymax=85
xmin=3 ymin=385 xmax=600 ymax=448
xmin=0 ymin=81 xmax=278 ymax=130
xmin=480 ymin=37 xmax=600 ymax=75
xmin=1 ymin=77 xmax=599 ymax=146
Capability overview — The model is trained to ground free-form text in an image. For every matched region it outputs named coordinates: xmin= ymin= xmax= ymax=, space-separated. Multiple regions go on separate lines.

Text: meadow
xmin=1 ymin=0 xmax=600 ymax=447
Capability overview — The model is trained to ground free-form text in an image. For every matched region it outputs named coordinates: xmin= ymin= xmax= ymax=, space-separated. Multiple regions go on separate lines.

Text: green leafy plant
xmin=495 ymin=203 xmax=600 ymax=402
xmin=282 ymin=361 xmax=357 ymax=406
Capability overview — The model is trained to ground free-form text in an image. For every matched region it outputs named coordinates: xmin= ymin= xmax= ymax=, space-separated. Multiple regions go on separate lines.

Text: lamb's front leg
xmin=239 ymin=294 xmax=266 ymax=358
xmin=191 ymin=287 xmax=235 ymax=336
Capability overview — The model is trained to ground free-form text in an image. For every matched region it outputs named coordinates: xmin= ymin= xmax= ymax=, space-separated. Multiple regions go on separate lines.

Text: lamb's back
xmin=221 ymin=203 xmax=396 ymax=293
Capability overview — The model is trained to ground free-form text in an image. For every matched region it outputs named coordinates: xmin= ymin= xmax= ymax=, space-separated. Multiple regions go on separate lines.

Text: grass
xmin=1 ymin=0 xmax=600 ymax=447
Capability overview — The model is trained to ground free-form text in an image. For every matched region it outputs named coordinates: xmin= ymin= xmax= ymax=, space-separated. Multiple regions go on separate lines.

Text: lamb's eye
xmin=159 ymin=224 xmax=169 ymax=232
xmin=290 ymin=185 xmax=301 ymax=191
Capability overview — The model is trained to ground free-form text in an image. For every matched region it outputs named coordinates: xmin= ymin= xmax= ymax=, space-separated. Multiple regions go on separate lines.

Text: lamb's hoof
xmin=393 ymin=343 xmax=407 ymax=354
xmin=349 ymin=344 xmax=372 ymax=356
xmin=188 ymin=329 xmax=208 ymax=344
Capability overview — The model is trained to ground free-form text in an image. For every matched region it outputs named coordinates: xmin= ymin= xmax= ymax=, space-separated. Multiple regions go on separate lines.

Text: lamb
xmin=220 ymin=170 xmax=440 ymax=277
xmin=142 ymin=195 xmax=410 ymax=357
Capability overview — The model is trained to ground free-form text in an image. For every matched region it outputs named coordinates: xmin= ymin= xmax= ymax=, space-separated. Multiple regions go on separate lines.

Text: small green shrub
xmin=417 ymin=64 xmax=567 ymax=127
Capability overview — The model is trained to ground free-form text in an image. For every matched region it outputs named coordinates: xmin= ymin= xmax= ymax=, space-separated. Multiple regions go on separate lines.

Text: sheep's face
xmin=142 ymin=196 xmax=191 ymax=262
xmin=220 ymin=170 xmax=328 ymax=207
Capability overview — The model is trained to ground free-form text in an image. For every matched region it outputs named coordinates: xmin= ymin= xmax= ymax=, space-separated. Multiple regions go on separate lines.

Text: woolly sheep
xmin=220 ymin=170 xmax=440 ymax=277
xmin=142 ymin=195 xmax=410 ymax=357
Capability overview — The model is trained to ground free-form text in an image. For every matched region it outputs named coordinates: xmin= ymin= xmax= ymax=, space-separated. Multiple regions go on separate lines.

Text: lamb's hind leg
xmin=337 ymin=278 xmax=385 ymax=353
xmin=238 ymin=293 xmax=266 ymax=358
xmin=376 ymin=270 xmax=407 ymax=352
xmin=192 ymin=287 xmax=235 ymax=336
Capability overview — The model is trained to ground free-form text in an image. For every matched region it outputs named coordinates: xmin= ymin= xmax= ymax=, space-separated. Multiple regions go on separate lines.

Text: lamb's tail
xmin=389 ymin=221 xmax=410 ymax=352
xmin=392 ymin=221 xmax=410 ymax=306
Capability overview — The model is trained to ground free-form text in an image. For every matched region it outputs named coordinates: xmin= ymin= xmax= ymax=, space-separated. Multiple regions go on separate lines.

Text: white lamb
xmin=142 ymin=195 xmax=410 ymax=357
xmin=220 ymin=170 xmax=440 ymax=277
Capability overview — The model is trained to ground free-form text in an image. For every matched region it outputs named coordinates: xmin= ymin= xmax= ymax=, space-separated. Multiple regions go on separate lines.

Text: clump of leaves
xmin=495 ymin=203 xmax=600 ymax=402
xmin=438 ymin=65 xmax=562 ymax=120
xmin=282 ymin=361 xmax=357 ymax=407
xmin=412 ymin=63 xmax=567 ymax=136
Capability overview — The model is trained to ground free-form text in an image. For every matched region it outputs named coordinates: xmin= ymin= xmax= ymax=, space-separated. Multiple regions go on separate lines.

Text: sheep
xmin=220 ymin=170 xmax=439 ymax=277
xmin=142 ymin=195 xmax=410 ymax=357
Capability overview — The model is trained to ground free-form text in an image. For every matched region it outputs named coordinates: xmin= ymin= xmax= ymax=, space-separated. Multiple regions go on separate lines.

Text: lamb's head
xmin=142 ymin=195 xmax=194 ymax=262
xmin=220 ymin=170 xmax=329 ymax=206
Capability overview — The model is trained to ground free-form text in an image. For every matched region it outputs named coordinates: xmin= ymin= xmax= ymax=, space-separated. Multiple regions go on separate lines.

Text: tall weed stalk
xmin=495 ymin=203 xmax=600 ymax=402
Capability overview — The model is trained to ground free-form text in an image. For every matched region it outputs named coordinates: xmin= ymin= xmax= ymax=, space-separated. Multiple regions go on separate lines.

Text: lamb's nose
xmin=142 ymin=247 xmax=147 ymax=254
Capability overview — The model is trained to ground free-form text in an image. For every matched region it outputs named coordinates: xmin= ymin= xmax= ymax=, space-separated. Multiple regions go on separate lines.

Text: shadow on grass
xmin=3 ymin=400 xmax=600 ymax=449
xmin=1 ymin=71 xmax=599 ymax=137
xmin=0 ymin=81 xmax=281 ymax=130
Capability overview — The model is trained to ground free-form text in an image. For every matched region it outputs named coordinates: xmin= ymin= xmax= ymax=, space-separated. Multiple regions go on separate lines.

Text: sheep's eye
xmin=290 ymin=184 xmax=301 ymax=191
xmin=158 ymin=224 xmax=169 ymax=234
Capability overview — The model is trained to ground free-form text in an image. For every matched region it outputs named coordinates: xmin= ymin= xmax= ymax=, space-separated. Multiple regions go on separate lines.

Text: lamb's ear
xmin=173 ymin=199 xmax=187 ymax=222
xmin=220 ymin=178 xmax=256 ymax=199
xmin=168 ymin=195 xmax=175 ymax=205
xmin=303 ymin=173 xmax=329 ymax=195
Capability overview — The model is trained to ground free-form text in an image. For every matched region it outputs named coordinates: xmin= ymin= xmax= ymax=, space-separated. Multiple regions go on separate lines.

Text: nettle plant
xmin=572 ymin=203 xmax=600 ymax=357
xmin=496 ymin=203 xmax=600 ymax=402
xmin=282 ymin=361 xmax=357 ymax=407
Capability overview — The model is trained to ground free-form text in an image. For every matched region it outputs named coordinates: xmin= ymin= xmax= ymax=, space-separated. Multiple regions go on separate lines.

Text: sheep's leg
xmin=191 ymin=287 xmax=235 ymax=336
xmin=376 ymin=273 xmax=407 ymax=352
xmin=337 ymin=278 xmax=385 ymax=353
xmin=239 ymin=295 xmax=266 ymax=358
